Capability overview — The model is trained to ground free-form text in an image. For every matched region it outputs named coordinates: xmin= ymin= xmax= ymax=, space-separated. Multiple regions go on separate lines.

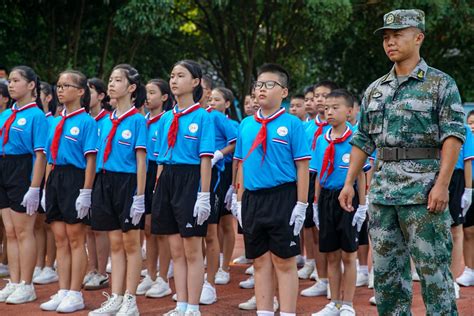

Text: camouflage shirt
xmin=351 ymin=59 xmax=466 ymax=205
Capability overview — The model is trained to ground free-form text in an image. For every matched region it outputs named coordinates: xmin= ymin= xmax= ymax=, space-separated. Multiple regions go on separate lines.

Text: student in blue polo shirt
xmin=234 ymin=63 xmax=310 ymax=316
xmin=136 ymin=78 xmax=173 ymax=299
xmin=311 ymin=89 xmax=368 ymax=316
xmin=0 ymin=66 xmax=48 ymax=304
xmin=448 ymin=124 xmax=474 ymax=298
xmin=89 ymin=64 xmax=147 ymax=316
xmin=152 ymin=60 xmax=215 ymax=316
xmin=39 ymin=70 xmax=97 ymax=313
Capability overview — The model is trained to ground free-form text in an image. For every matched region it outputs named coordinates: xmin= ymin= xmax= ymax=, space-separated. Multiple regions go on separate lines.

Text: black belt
xmin=376 ymin=147 xmax=440 ymax=161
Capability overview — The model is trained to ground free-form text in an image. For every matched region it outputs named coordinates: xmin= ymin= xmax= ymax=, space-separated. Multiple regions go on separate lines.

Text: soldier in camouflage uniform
xmin=338 ymin=9 xmax=465 ymax=315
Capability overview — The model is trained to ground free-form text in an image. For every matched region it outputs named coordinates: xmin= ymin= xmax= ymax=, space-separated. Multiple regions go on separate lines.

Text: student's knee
xmin=464 ymin=228 xmax=474 ymax=240
xmin=15 ymin=225 xmax=33 ymax=241
xmin=326 ymin=251 xmax=340 ymax=263
xmin=341 ymin=251 xmax=357 ymax=265
xmin=4 ymin=224 xmax=16 ymax=240
xmin=272 ymin=256 xmax=296 ymax=273
xmin=451 ymin=225 xmax=463 ymax=242
xmin=254 ymin=253 xmax=272 ymax=271
xmin=55 ymin=233 xmax=69 ymax=249
xmin=123 ymin=236 xmax=140 ymax=254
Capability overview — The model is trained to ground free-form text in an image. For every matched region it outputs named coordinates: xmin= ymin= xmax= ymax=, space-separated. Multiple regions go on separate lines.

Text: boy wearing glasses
xmin=233 ymin=63 xmax=310 ymax=316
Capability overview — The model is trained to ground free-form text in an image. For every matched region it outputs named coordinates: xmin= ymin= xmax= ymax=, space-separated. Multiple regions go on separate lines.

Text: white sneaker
xmin=0 ymin=281 xmax=19 ymax=302
xmin=273 ymin=296 xmax=279 ymax=311
xmin=146 ymin=276 xmax=172 ymax=298
xmin=312 ymin=302 xmax=340 ymax=316
xmin=199 ymin=280 xmax=217 ymax=305
xmin=298 ymin=261 xmax=315 ymax=279
xmin=5 ymin=281 xmax=36 ymax=304
xmin=454 ymin=281 xmax=460 ymax=299
xmin=140 ymin=268 xmax=148 ymax=277
xmin=33 ymin=266 xmax=59 ymax=284
xmin=137 ymin=275 xmax=155 ymax=295
xmin=310 ymin=269 xmax=318 ymax=280
xmin=163 ymin=308 xmax=185 ymax=316
xmin=40 ymin=290 xmax=68 ymax=311
xmin=237 ymin=295 xmax=278 ymax=311
xmin=239 ymin=276 xmax=255 ymax=289
xmin=369 ymin=296 xmax=376 ymax=305
xmin=456 ymin=268 xmax=474 ymax=286
xmin=327 ymin=285 xmax=331 ymax=300
xmin=301 ymin=280 xmax=328 ymax=297
xmin=88 ymin=292 xmax=123 ymax=316
xmin=412 ymin=270 xmax=420 ymax=281
xmin=172 ymin=293 xmax=177 ymax=301
xmin=232 ymin=255 xmax=252 ymax=264
xmin=245 ymin=265 xmax=254 ymax=275
xmin=85 ymin=273 xmax=110 ymax=290
xmin=117 ymin=292 xmax=139 ymax=316
xmin=83 ymin=271 xmax=97 ymax=285
xmin=168 ymin=261 xmax=174 ymax=279
xmin=184 ymin=311 xmax=201 ymax=316
xmin=56 ymin=291 xmax=85 ymax=313
xmin=296 ymin=255 xmax=305 ymax=267
xmin=339 ymin=304 xmax=356 ymax=316
xmin=215 ymin=268 xmax=230 ymax=285
xmin=33 ymin=266 xmax=42 ymax=279
xmin=0 ymin=263 xmax=9 ymax=277
xmin=368 ymin=268 xmax=374 ymax=289
xmin=356 ymin=272 xmax=369 ymax=287
xmin=106 ymin=258 xmax=112 ymax=274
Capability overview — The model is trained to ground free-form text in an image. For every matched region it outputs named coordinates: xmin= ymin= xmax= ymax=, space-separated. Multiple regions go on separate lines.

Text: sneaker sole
xmin=84 ymin=281 xmax=110 ymax=291
xmin=146 ymin=288 xmax=172 ymax=298
xmin=301 ymin=291 xmax=327 ymax=297
xmin=215 ymin=280 xmax=230 ymax=285
xmin=57 ymin=303 xmax=85 ymax=313
xmin=6 ymin=295 xmax=37 ymax=304
xmin=238 ymin=305 xmax=256 ymax=310
xmin=239 ymin=284 xmax=254 ymax=289
xmin=33 ymin=278 xmax=59 ymax=285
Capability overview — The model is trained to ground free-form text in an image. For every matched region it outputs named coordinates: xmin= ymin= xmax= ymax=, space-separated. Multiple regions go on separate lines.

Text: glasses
xmin=254 ymin=80 xmax=285 ymax=90
xmin=56 ymin=83 xmax=80 ymax=91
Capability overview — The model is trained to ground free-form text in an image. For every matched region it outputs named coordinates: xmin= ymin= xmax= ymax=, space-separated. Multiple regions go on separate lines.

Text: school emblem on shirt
xmin=342 ymin=153 xmax=350 ymax=164
xmin=70 ymin=127 xmax=80 ymax=136
xmin=17 ymin=118 xmax=27 ymax=126
xmin=277 ymin=126 xmax=288 ymax=137
xmin=188 ymin=123 xmax=199 ymax=133
xmin=122 ymin=129 xmax=132 ymax=140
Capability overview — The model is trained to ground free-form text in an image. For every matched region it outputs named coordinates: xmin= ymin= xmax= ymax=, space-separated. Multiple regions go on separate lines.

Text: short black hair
xmin=326 ymin=89 xmax=354 ymax=108
xmin=468 ymin=110 xmax=474 ymax=119
xmin=314 ymin=80 xmax=338 ymax=92
xmin=0 ymin=65 xmax=8 ymax=72
xmin=291 ymin=94 xmax=305 ymax=100
xmin=202 ymin=75 xmax=214 ymax=90
xmin=257 ymin=63 xmax=289 ymax=88
xmin=303 ymin=85 xmax=314 ymax=96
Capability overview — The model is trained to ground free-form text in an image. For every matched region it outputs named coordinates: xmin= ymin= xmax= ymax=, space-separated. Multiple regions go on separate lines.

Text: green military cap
xmin=374 ymin=9 xmax=425 ymax=34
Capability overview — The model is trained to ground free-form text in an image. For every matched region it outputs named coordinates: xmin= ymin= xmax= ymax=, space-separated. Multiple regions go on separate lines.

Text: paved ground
xmin=1 ymin=234 xmax=473 ymax=315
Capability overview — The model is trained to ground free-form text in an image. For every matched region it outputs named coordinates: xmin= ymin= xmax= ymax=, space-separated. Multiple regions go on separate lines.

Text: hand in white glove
xmin=41 ymin=190 xmax=46 ymax=211
xmin=75 ymin=189 xmax=92 ymax=219
xmin=224 ymin=185 xmax=235 ymax=210
xmin=352 ymin=204 xmax=368 ymax=232
xmin=313 ymin=203 xmax=319 ymax=229
xmin=21 ymin=187 xmax=40 ymax=216
xmin=193 ymin=192 xmax=211 ymax=225
xmin=289 ymin=201 xmax=308 ymax=236
xmin=211 ymin=150 xmax=224 ymax=167
xmin=234 ymin=200 xmax=242 ymax=227
xmin=461 ymin=188 xmax=473 ymax=217
xmin=130 ymin=195 xmax=145 ymax=226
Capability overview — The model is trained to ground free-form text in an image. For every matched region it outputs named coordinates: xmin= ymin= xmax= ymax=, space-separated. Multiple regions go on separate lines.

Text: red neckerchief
xmin=320 ymin=126 xmax=352 ymax=183
xmin=146 ymin=111 xmax=165 ymax=127
xmin=167 ymin=103 xmax=201 ymax=150
xmin=50 ymin=108 xmax=86 ymax=164
xmin=1 ymin=102 xmax=38 ymax=148
xmin=244 ymin=107 xmax=286 ymax=162
xmin=206 ymin=105 xmax=213 ymax=113
xmin=94 ymin=109 xmax=109 ymax=122
xmin=312 ymin=115 xmax=328 ymax=150
xmin=103 ymin=107 xmax=139 ymax=163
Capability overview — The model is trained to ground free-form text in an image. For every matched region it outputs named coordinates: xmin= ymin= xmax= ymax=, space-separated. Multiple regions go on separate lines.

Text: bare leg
xmin=66 ymin=223 xmax=87 ymax=291
xmin=219 ymin=215 xmax=235 ymax=272
xmin=254 ymin=251 xmax=274 ymax=311
xmin=464 ymin=226 xmax=474 ymax=268
xmin=327 ymin=250 xmax=342 ymax=301
xmin=144 ymin=215 xmax=158 ymax=280
xmin=157 ymin=235 xmax=171 ymax=280
xmin=45 ymin=223 xmax=56 ymax=268
xmin=183 ymin=237 xmax=205 ymax=305
xmin=205 ymin=224 xmax=219 ymax=286
xmin=123 ymin=229 xmax=142 ymax=294
xmin=450 ymin=225 xmax=463 ymax=278
xmin=34 ymin=214 xmax=46 ymax=269
xmin=341 ymin=251 xmax=358 ymax=302
xmin=11 ymin=210 xmax=37 ymax=283
xmin=108 ymin=230 xmax=126 ymax=295
xmin=169 ymin=234 xmax=187 ymax=302
xmin=2 ymin=209 xmax=19 ymax=282
xmin=272 ymin=254 xmax=298 ymax=313
xmin=86 ymin=227 xmax=98 ymax=273
xmin=51 ymin=222 xmax=71 ymax=290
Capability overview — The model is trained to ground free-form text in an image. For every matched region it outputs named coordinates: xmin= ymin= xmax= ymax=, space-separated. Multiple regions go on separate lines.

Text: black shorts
xmin=242 ymin=182 xmax=300 ymax=259
xmin=0 ymin=154 xmax=32 ymax=213
xmin=218 ymin=162 xmax=233 ymax=218
xmin=465 ymin=180 xmax=474 ymax=228
xmin=318 ymin=187 xmax=359 ymax=253
xmin=46 ymin=165 xmax=85 ymax=225
xmin=91 ymin=171 xmax=142 ymax=232
xmin=145 ymin=160 xmax=158 ymax=215
xmin=448 ymin=169 xmax=465 ymax=226
xmin=304 ymin=172 xmax=317 ymax=228
xmin=208 ymin=167 xmax=220 ymax=225
xmin=358 ymin=217 xmax=369 ymax=246
xmin=151 ymin=164 xmax=207 ymax=237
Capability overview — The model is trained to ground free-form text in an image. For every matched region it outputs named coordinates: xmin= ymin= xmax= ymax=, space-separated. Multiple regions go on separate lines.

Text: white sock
xmin=58 ymin=289 xmax=69 ymax=297
xmin=186 ymin=304 xmax=199 ymax=312
xmin=219 ymin=253 xmax=224 ymax=268
xmin=68 ymin=290 xmax=82 ymax=298
xmin=359 ymin=265 xmax=369 ymax=274
xmin=280 ymin=313 xmax=296 ymax=316
xmin=256 ymin=311 xmax=274 ymax=316
xmin=306 ymin=258 xmax=315 ymax=265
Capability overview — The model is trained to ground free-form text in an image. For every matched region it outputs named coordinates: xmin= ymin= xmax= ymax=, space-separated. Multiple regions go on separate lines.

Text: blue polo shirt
xmin=45 ymin=112 xmax=55 ymax=127
xmin=0 ymin=102 xmax=48 ymax=155
xmin=225 ymin=118 xmax=240 ymax=163
xmin=209 ymin=110 xmax=237 ymax=170
xmin=96 ymin=107 xmax=147 ymax=173
xmin=155 ymin=104 xmax=215 ymax=165
xmin=45 ymin=108 xmax=98 ymax=169
xmin=455 ymin=125 xmax=474 ymax=170
xmin=234 ymin=108 xmax=311 ymax=191
xmin=146 ymin=111 xmax=165 ymax=162
xmin=312 ymin=127 xmax=370 ymax=190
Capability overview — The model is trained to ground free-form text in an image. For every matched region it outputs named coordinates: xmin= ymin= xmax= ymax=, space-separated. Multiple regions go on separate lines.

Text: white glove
xmin=234 ymin=200 xmax=242 ymax=227
xmin=193 ymin=192 xmax=211 ymax=225
xmin=461 ymin=188 xmax=473 ymax=217
xmin=75 ymin=189 xmax=92 ymax=219
xmin=289 ymin=201 xmax=308 ymax=236
xmin=21 ymin=187 xmax=40 ymax=216
xmin=365 ymin=195 xmax=370 ymax=206
xmin=41 ymin=190 xmax=46 ymax=211
xmin=130 ymin=195 xmax=145 ymax=226
xmin=313 ymin=203 xmax=319 ymax=229
xmin=224 ymin=185 xmax=235 ymax=210
xmin=211 ymin=150 xmax=224 ymax=167
xmin=352 ymin=204 xmax=368 ymax=232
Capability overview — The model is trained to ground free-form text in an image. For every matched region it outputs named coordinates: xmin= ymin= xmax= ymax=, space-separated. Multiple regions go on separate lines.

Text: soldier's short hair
xmin=326 ymin=89 xmax=354 ymax=108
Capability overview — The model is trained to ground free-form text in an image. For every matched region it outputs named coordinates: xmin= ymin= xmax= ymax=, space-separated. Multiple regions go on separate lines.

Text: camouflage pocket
xmin=366 ymin=100 xmax=383 ymax=134
xmin=401 ymin=102 xmax=438 ymax=136
xmin=399 ymin=159 xmax=440 ymax=173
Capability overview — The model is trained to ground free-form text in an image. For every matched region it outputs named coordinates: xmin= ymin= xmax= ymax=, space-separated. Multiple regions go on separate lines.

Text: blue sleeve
xmin=83 ymin=118 xmax=98 ymax=155
xmin=224 ymin=117 xmax=238 ymax=144
xmin=199 ymin=112 xmax=215 ymax=157
xmin=33 ymin=112 xmax=48 ymax=152
xmin=154 ymin=118 xmax=163 ymax=161
xmin=313 ymin=137 xmax=324 ymax=173
xmin=463 ymin=125 xmax=474 ymax=161
xmin=291 ymin=119 xmax=311 ymax=161
xmin=234 ymin=123 xmax=243 ymax=160
xmin=135 ymin=116 xmax=147 ymax=151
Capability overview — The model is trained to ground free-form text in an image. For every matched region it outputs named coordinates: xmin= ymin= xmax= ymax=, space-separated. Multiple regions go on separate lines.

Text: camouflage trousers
xmin=369 ymin=203 xmax=457 ymax=315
